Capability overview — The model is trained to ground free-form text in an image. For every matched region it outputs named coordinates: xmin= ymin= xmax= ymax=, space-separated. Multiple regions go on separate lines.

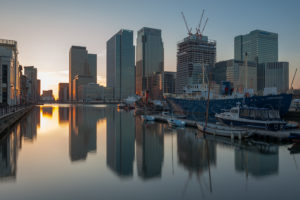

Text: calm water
xmin=0 ymin=104 xmax=300 ymax=200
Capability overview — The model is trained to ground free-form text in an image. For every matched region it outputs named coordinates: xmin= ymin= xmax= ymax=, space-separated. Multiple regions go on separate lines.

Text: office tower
xmin=37 ymin=79 xmax=41 ymax=101
xmin=257 ymin=62 xmax=289 ymax=93
xmin=0 ymin=39 xmax=20 ymax=105
xmin=234 ymin=30 xmax=278 ymax=64
xmin=69 ymin=46 xmax=97 ymax=101
xmin=176 ymin=35 xmax=216 ymax=94
xmin=58 ymin=83 xmax=69 ymax=102
xmin=163 ymin=71 xmax=176 ymax=94
xmin=107 ymin=29 xmax=135 ymax=99
xmin=24 ymin=66 xmax=38 ymax=103
xmin=214 ymin=59 xmax=257 ymax=92
xmin=136 ymin=27 xmax=164 ymax=99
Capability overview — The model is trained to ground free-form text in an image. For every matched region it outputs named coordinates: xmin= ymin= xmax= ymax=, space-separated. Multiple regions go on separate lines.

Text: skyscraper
xmin=136 ymin=27 xmax=164 ymax=99
xmin=106 ymin=29 xmax=135 ymax=99
xmin=234 ymin=30 xmax=278 ymax=64
xmin=175 ymin=35 xmax=216 ymax=94
xmin=69 ymin=46 xmax=97 ymax=101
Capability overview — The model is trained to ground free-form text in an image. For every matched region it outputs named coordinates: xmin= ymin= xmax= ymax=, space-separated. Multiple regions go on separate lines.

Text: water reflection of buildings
xmin=42 ymin=106 xmax=53 ymax=118
xmin=58 ymin=107 xmax=69 ymax=125
xmin=177 ymin=130 xmax=216 ymax=174
xmin=0 ymin=123 xmax=23 ymax=181
xmin=22 ymin=107 xmax=40 ymax=141
xmin=106 ymin=109 xmax=135 ymax=177
xmin=235 ymin=144 xmax=279 ymax=178
xmin=69 ymin=106 xmax=105 ymax=162
xmin=136 ymin=117 xmax=164 ymax=180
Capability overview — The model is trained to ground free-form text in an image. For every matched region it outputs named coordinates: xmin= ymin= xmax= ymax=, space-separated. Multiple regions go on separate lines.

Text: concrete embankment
xmin=0 ymin=106 xmax=34 ymax=136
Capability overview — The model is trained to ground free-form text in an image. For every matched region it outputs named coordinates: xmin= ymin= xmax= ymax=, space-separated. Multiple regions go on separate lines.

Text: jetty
xmin=143 ymin=114 xmax=300 ymax=142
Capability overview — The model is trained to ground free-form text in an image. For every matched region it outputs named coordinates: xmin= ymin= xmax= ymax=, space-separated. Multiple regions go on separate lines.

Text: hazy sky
xmin=0 ymin=0 xmax=299 ymax=97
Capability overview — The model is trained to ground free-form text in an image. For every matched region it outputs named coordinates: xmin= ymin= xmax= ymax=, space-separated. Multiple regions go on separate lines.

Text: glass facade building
xmin=234 ymin=30 xmax=278 ymax=64
xmin=136 ymin=27 xmax=164 ymax=99
xmin=106 ymin=29 xmax=135 ymax=100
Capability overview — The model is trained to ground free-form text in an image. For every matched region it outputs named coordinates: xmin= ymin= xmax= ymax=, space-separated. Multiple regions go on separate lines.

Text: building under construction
xmin=175 ymin=35 xmax=216 ymax=94
xmin=175 ymin=11 xmax=217 ymax=94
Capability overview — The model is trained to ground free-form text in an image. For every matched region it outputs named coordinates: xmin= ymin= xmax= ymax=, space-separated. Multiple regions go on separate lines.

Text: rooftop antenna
xmin=181 ymin=12 xmax=192 ymax=36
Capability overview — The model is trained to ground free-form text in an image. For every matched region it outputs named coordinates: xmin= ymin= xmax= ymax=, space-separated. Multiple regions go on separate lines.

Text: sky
xmin=0 ymin=0 xmax=299 ymax=98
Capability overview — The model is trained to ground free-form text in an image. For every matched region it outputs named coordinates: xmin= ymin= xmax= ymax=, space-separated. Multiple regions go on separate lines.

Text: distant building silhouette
xmin=69 ymin=46 xmax=97 ymax=101
xmin=58 ymin=83 xmax=69 ymax=102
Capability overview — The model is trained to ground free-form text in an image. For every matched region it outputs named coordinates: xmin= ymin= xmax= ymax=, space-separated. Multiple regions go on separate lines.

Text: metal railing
xmin=0 ymin=104 xmax=31 ymax=118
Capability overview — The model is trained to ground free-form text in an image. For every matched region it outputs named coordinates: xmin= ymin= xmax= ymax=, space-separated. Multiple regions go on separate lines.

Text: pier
xmin=146 ymin=114 xmax=300 ymax=142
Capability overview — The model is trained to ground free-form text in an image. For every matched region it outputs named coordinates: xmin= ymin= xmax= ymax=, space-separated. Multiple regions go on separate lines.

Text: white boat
xmin=215 ymin=104 xmax=287 ymax=131
xmin=167 ymin=118 xmax=186 ymax=127
xmin=141 ymin=115 xmax=155 ymax=121
xmin=197 ymin=122 xmax=250 ymax=138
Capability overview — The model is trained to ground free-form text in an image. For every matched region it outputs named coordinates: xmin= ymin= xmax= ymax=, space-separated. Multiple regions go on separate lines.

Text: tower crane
xmin=181 ymin=12 xmax=192 ymax=36
xmin=196 ymin=9 xmax=205 ymax=35
xmin=291 ymin=68 xmax=298 ymax=91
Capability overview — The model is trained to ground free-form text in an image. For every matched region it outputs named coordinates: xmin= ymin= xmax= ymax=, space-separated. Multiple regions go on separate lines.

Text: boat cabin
xmin=238 ymin=107 xmax=280 ymax=121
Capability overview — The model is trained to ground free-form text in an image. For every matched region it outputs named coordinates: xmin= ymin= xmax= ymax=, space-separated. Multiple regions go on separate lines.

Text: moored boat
xmin=215 ymin=105 xmax=287 ymax=131
xmin=141 ymin=115 xmax=155 ymax=121
xmin=167 ymin=118 xmax=186 ymax=127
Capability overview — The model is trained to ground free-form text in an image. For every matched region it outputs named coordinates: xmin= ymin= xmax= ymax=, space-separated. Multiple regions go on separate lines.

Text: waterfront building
xmin=107 ymin=29 xmax=135 ymax=100
xmin=234 ymin=30 xmax=278 ymax=64
xmin=136 ymin=27 xmax=164 ymax=99
xmin=69 ymin=46 xmax=97 ymax=101
xmin=257 ymin=62 xmax=289 ymax=93
xmin=58 ymin=83 xmax=69 ymax=102
xmin=214 ymin=59 xmax=257 ymax=92
xmin=163 ymin=71 xmax=176 ymax=94
xmin=77 ymin=83 xmax=114 ymax=101
xmin=0 ymin=39 xmax=20 ymax=106
xmin=175 ymin=35 xmax=216 ymax=94
xmin=40 ymin=90 xmax=55 ymax=101
xmin=24 ymin=66 xmax=38 ymax=103
xmin=226 ymin=59 xmax=257 ymax=93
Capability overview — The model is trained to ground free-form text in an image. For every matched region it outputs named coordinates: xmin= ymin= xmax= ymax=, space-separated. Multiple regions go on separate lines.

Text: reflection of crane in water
xmin=177 ymin=130 xmax=216 ymax=198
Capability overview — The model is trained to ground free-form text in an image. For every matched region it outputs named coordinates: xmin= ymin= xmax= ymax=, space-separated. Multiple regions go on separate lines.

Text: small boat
xmin=215 ymin=104 xmax=287 ymax=131
xmin=197 ymin=122 xmax=250 ymax=138
xmin=167 ymin=118 xmax=186 ymax=127
xmin=141 ymin=115 xmax=155 ymax=121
